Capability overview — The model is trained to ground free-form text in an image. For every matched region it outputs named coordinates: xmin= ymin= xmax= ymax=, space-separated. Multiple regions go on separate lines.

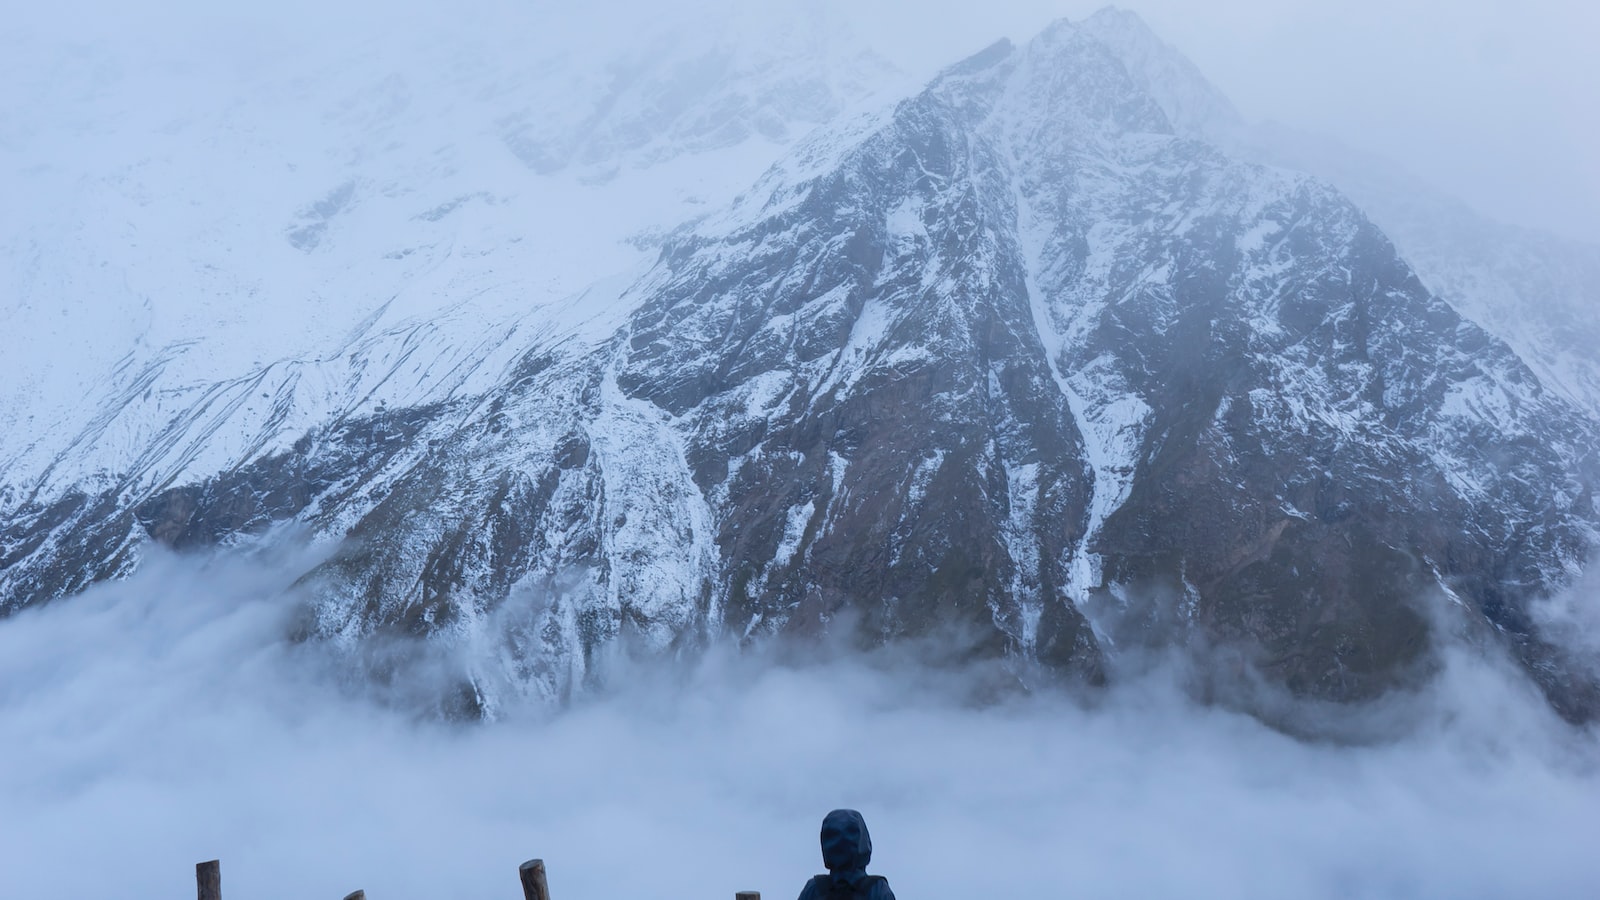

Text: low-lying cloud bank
xmin=1 ymin=549 xmax=1596 ymax=900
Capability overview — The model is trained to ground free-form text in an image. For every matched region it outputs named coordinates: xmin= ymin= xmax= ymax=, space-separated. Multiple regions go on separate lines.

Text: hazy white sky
xmin=1137 ymin=0 xmax=1599 ymax=244
xmin=844 ymin=0 xmax=1600 ymax=243
xmin=7 ymin=0 xmax=1595 ymax=243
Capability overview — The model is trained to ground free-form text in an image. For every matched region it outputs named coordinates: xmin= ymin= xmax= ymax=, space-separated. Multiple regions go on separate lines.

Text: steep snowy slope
xmin=1243 ymin=126 xmax=1600 ymax=422
xmin=1076 ymin=7 xmax=1600 ymax=423
xmin=0 ymin=2 xmax=903 ymax=510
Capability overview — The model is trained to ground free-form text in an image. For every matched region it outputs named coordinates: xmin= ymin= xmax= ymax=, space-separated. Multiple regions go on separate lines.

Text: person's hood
xmin=820 ymin=809 xmax=872 ymax=873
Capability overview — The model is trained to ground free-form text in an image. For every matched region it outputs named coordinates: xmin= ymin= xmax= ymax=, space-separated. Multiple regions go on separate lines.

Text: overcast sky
xmin=7 ymin=0 xmax=1596 ymax=243
xmin=1137 ymin=0 xmax=1599 ymax=244
xmin=843 ymin=0 xmax=1600 ymax=244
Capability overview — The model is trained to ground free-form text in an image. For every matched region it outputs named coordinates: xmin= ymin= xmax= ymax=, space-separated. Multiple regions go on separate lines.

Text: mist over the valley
xmin=1 ymin=546 xmax=1596 ymax=900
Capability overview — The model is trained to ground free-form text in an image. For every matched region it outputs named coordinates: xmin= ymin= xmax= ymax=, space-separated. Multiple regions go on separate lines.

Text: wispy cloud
xmin=2 ymin=548 xmax=1595 ymax=899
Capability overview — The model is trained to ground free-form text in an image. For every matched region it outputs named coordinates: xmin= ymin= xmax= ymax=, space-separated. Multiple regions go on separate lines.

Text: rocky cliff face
xmin=3 ymin=12 xmax=1596 ymax=719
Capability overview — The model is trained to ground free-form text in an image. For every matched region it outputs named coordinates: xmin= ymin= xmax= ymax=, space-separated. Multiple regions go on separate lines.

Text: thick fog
xmin=818 ymin=0 xmax=1600 ymax=245
xmin=6 ymin=0 xmax=1596 ymax=243
xmin=1 ymin=547 xmax=1596 ymax=900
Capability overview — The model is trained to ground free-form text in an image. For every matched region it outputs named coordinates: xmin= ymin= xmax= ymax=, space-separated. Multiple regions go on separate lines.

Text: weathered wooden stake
xmin=736 ymin=892 xmax=762 ymax=900
xmin=519 ymin=859 xmax=551 ymax=900
xmin=196 ymin=860 xmax=221 ymax=900
xmin=343 ymin=891 xmax=367 ymax=900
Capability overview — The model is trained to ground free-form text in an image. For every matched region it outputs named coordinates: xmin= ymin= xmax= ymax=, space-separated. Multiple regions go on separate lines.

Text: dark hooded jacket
xmin=796 ymin=809 xmax=896 ymax=900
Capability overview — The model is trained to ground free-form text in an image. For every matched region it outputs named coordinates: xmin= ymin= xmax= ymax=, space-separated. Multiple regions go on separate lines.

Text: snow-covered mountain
xmin=3 ymin=8 xmax=1596 ymax=721
xmin=1244 ymin=127 xmax=1600 ymax=424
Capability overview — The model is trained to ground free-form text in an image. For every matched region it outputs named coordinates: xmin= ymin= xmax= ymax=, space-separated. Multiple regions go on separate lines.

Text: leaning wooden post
xmin=196 ymin=860 xmax=221 ymax=900
xmin=519 ymin=859 xmax=550 ymax=900
xmin=343 ymin=892 xmax=367 ymax=900
xmin=737 ymin=892 xmax=762 ymax=900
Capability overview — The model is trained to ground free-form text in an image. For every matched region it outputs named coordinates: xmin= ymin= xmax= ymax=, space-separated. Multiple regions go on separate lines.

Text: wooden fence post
xmin=736 ymin=892 xmax=761 ymax=900
xmin=519 ymin=859 xmax=551 ymax=900
xmin=196 ymin=860 xmax=221 ymax=900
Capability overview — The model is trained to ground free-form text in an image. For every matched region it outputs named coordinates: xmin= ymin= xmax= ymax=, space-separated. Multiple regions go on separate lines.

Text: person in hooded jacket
xmin=796 ymin=809 xmax=896 ymax=900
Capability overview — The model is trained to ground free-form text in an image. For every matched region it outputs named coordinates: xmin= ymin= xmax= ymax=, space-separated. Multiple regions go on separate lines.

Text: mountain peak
xmin=1075 ymin=4 xmax=1152 ymax=31
xmin=1074 ymin=6 xmax=1241 ymax=138
xmin=1082 ymin=5 xmax=1151 ymax=31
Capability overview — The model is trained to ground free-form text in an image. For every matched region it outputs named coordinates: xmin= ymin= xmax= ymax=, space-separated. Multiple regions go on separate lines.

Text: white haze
xmin=828 ymin=0 xmax=1600 ymax=244
xmin=7 ymin=0 xmax=1595 ymax=244
xmin=1 ymin=547 xmax=1597 ymax=900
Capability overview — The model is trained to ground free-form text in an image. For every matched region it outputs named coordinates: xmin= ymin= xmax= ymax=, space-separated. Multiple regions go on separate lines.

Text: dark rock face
xmin=1050 ymin=189 xmax=1598 ymax=711
xmin=615 ymin=84 xmax=1102 ymax=675
xmin=1 ymin=19 xmax=1595 ymax=718
xmin=0 ymin=489 xmax=140 ymax=607
xmin=132 ymin=405 xmax=446 ymax=551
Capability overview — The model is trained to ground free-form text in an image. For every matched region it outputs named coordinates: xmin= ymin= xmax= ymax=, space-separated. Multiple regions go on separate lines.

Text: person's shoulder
xmin=797 ymin=874 xmax=829 ymax=900
xmin=864 ymin=875 xmax=896 ymax=900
